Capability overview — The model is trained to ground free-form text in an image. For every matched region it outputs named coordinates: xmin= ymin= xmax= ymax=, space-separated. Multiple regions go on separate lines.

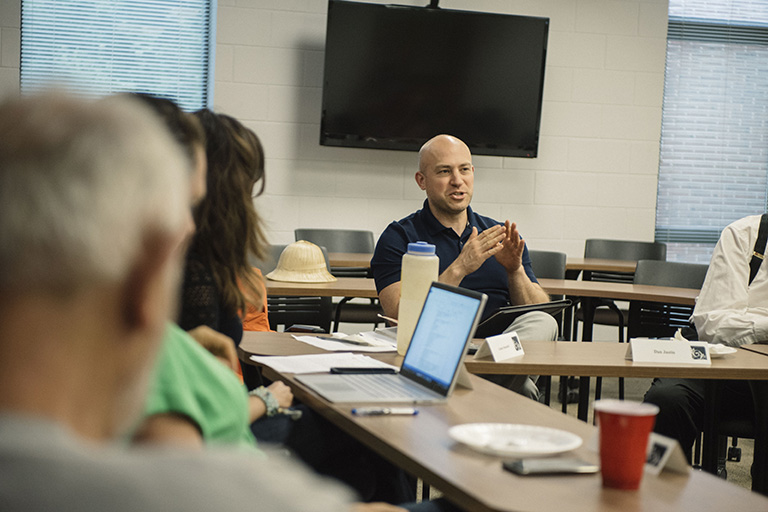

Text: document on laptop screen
xmin=401 ymin=286 xmax=482 ymax=387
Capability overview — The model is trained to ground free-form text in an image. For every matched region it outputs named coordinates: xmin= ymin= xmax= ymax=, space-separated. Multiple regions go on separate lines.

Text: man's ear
xmin=121 ymin=232 xmax=179 ymax=332
xmin=415 ymin=171 xmax=426 ymax=190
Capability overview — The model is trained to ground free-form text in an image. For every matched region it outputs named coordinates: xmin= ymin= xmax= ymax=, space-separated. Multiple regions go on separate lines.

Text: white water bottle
xmin=396 ymin=241 xmax=439 ymax=355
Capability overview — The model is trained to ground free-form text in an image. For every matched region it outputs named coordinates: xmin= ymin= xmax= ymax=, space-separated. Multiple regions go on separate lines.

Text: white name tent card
xmin=625 ymin=338 xmax=711 ymax=365
xmin=475 ymin=331 xmax=524 ymax=362
xmin=585 ymin=432 xmax=691 ymax=477
xmin=645 ymin=433 xmax=691 ymax=476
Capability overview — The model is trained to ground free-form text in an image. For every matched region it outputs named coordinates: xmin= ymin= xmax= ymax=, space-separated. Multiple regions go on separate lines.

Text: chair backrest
xmin=627 ymin=259 xmax=708 ymax=339
xmin=633 ymin=259 xmax=708 ymax=290
xmin=253 ymin=244 xmax=333 ymax=333
xmin=527 ymin=250 xmax=568 ymax=339
xmin=528 ymin=250 xmax=567 ymax=280
xmin=584 ymin=239 xmax=667 ymax=283
xmin=294 ymin=228 xmax=375 ymax=253
xmin=295 ymin=228 xmax=374 ymax=278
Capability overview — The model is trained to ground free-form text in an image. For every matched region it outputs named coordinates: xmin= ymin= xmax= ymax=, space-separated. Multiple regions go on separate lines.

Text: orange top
xmin=242 ymin=268 xmax=272 ymax=332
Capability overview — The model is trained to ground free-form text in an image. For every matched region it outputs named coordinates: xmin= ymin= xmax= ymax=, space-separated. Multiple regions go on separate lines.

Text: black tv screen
xmin=320 ymin=1 xmax=549 ymax=158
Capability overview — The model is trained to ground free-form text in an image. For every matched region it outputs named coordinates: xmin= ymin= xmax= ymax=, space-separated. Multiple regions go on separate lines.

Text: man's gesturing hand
xmin=453 ymin=224 xmax=505 ymax=277
xmin=494 ymin=220 xmax=525 ymax=274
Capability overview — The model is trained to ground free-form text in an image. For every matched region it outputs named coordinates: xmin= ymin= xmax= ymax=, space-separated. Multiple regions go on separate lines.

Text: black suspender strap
xmin=749 ymin=213 xmax=768 ymax=286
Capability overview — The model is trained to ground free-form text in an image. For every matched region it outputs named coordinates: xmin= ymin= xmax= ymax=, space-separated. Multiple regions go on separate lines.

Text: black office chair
xmin=627 ymin=259 xmax=708 ymax=339
xmin=527 ymin=250 xmax=569 ymax=406
xmin=578 ymin=239 xmax=667 ymax=401
xmin=252 ymin=244 xmax=333 ymax=333
xmin=579 ymin=239 xmax=668 ymax=342
xmin=623 ymin=260 xmax=706 ymax=405
xmin=528 ymin=249 xmax=567 ymax=281
xmin=294 ymin=228 xmax=383 ymax=332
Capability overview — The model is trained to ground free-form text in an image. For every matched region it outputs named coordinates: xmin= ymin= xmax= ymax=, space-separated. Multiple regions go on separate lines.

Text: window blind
xmin=655 ymin=0 xmax=768 ymax=263
xmin=20 ymin=0 xmax=212 ymax=111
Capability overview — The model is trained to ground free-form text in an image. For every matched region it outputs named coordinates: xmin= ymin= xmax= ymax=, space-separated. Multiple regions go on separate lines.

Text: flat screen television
xmin=320 ymin=1 xmax=549 ymax=158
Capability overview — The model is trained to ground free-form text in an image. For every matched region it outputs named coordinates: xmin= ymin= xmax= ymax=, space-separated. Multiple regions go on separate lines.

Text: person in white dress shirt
xmin=644 ymin=214 xmax=765 ymax=459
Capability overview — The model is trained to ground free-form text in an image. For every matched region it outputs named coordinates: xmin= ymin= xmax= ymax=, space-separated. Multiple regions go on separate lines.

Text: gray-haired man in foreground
xmin=0 ymin=93 xmax=354 ymax=511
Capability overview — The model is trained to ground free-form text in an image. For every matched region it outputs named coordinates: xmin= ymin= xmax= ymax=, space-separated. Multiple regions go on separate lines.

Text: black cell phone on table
xmin=503 ymin=457 xmax=598 ymax=476
xmin=329 ymin=367 xmax=397 ymax=374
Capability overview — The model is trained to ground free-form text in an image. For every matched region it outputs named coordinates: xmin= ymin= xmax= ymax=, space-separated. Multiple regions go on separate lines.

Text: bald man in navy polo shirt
xmin=371 ymin=134 xmax=558 ymax=400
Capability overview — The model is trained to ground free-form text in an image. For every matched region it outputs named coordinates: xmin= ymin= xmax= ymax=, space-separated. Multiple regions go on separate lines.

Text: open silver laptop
xmin=296 ymin=282 xmax=487 ymax=403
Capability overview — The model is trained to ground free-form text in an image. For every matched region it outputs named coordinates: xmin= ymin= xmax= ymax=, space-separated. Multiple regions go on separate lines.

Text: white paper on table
xmin=250 ymin=353 xmax=398 ymax=374
xmin=294 ymin=332 xmax=397 ymax=352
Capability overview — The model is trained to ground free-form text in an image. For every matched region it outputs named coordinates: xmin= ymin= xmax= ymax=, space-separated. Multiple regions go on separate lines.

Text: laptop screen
xmin=400 ymin=282 xmax=487 ymax=394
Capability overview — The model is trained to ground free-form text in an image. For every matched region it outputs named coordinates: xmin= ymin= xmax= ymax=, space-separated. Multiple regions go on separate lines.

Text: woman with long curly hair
xmin=179 ymin=109 xmax=270 ymax=347
xmin=176 ymin=110 xmax=419 ymax=506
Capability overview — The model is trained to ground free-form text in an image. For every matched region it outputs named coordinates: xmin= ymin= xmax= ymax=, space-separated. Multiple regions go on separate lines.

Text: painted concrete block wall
xmin=0 ymin=0 xmax=20 ymax=102
xmin=214 ymin=0 xmax=669 ymax=256
xmin=0 ymin=0 xmax=669 ymax=258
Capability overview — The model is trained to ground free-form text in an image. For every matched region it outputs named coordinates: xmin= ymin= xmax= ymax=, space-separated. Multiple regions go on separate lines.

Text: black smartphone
xmin=329 ymin=367 xmax=397 ymax=374
xmin=502 ymin=457 xmax=599 ymax=476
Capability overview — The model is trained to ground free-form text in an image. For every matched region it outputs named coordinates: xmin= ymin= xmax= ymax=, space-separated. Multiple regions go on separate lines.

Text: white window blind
xmin=20 ymin=0 xmax=212 ymax=111
xmin=656 ymin=0 xmax=768 ymax=263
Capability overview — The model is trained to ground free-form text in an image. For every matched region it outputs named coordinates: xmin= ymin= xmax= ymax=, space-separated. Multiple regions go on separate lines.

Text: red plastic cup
xmin=594 ymin=399 xmax=659 ymax=490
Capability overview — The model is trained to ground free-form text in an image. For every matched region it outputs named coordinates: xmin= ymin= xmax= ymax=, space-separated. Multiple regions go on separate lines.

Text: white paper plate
xmin=708 ymin=343 xmax=737 ymax=358
xmin=448 ymin=423 xmax=583 ymax=458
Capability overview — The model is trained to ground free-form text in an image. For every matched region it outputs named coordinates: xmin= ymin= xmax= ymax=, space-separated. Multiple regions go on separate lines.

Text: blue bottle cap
xmin=407 ymin=241 xmax=436 ymax=255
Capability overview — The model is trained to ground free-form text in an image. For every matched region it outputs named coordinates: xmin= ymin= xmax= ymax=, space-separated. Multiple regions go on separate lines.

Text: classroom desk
xmin=265 ymin=276 xmax=698 ymax=305
xmin=328 ymin=252 xmax=372 ymax=268
xmin=468 ymin=339 xmax=768 ymax=488
xmin=240 ymin=333 xmax=768 ymax=484
xmin=239 ymin=332 xmax=768 ymax=512
xmin=565 ymin=257 xmax=637 ymax=275
xmin=266 ymin=277 xmax=378 ymax=298
xmin=535 ymin=278 xmax=699 ymax=416
xmin=324 ymin=254 xmax=640 ymax=275
xmin=241 ymin=333 xmax=766 ymax=419
xmin=742 ymin=344 xmax=768 ymax=357
xmin=465 ymin=340 xmax=768 ymax=380
xmin=537 ymin=278 xmax=698 ymax=306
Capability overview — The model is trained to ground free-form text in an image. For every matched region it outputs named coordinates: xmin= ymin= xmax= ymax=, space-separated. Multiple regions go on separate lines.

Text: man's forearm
xmin=693 ymin=307 xmax=768 ymax=346
xmin=507 ymin=268 xmax=550 ymax=305
xmin=438 ymin=262 xmax=468 ymax=287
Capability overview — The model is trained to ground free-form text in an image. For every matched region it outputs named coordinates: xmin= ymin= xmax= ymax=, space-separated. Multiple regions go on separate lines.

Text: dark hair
xmin=191 ymin=109 xmax=268 ymax=316
xmin=127 ymin=93 xmax=205 ymax=169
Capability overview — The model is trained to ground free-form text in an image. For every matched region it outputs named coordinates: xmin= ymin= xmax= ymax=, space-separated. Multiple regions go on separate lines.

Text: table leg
xmin=578 ymin=377 xmax=591 ymax=422
xmin=575 ymin=297 xmax=597 ymax=422
xmin=701 ymin=380 xmax=719 ymax=474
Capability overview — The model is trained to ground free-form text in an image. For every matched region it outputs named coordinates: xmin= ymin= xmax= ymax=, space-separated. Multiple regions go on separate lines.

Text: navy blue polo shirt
xmin=371 ymin=199 xmax=538 ymax=320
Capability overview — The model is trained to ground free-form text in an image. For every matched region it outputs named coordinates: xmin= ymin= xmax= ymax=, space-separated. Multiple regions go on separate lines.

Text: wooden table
xmin=328 ymin=252 xmax=372 ymax=268
xmin=566 ymin=257 xmax=637 ymax=274
xmin=466 ymin=339 xmax=768 ymax=486
xmin=240 ymin=334 xmax=768 ymax=382
xmin=239 ymin=333 xmax=768 ymax=512
xmin=742 ymin=344 xmax=768 ymax=357
xmin=324 ymin=254 xmax=640 ymax=274
xmin=266 ymin=277 xmax=378 ymax=298
xmin=265 ymin=276 xmax=698 ymax=304
xmin=466 ymin=340 xmax=768 ymax=380
xmin=537 ymin=278 xmax=698 ymax=306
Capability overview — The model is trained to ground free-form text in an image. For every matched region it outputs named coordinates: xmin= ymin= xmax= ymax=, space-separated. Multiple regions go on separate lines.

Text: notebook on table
xmin=296 ymin=282 xmax=488 ymax=403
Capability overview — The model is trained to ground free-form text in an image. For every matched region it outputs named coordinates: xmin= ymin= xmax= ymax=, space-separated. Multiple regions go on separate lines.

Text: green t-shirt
xmin=144 ymin=323 xmax=259 ymax=452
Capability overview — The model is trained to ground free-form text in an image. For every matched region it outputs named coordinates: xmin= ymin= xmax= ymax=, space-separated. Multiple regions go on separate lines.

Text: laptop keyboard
xmin=344 ymin=374 xmax=437 ymax=400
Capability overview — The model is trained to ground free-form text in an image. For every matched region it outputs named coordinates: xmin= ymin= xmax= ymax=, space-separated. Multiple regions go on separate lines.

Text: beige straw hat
xmin=265 ymin=240 xmax=337 ymax=283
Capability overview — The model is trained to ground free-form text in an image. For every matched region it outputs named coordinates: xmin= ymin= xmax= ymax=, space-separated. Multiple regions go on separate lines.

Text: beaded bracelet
xmin=249 ymin=386 xmax=280 ymax=417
